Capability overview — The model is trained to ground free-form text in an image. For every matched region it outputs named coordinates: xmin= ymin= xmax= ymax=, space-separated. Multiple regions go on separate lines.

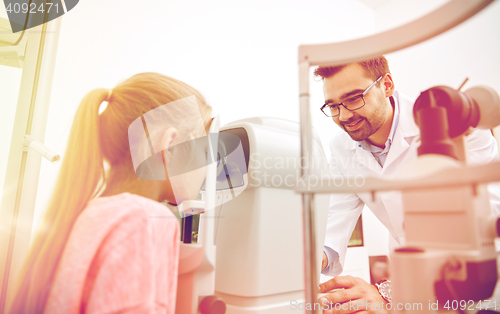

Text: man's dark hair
xmin=313 ymin=56 xmax=390 ymax=81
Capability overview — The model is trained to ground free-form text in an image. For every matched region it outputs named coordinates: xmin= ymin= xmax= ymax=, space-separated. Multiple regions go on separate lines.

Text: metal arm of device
xmin=298 ymin=0 xmax=493 ymax=67
xmin=23 ymin=135 xmax=60 ymax=163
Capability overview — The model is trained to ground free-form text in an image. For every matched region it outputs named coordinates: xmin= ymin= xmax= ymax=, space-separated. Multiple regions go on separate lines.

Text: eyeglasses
xmin=320 ymin=75 xmax=384 ymax=117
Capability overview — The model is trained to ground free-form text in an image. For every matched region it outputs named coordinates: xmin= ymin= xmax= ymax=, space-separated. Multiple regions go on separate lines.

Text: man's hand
xmin=318 ymin=276 xmax=388 ymax=314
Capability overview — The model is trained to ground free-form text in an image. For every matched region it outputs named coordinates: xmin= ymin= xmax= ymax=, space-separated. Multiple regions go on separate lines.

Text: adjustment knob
xmin=199 ymin=295 xmax=226 ymax=314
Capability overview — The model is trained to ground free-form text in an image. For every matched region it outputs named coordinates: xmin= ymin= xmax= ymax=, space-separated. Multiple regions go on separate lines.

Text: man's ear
xmin=382 ymin=73 xmax=395 ymax=97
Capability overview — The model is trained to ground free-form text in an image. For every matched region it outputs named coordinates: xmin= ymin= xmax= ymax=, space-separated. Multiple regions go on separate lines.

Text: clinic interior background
xmin=1 ymin=0 xmax=500 ymax=244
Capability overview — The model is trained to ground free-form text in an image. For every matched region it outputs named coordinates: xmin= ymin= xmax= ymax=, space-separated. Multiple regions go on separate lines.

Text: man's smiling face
xmin=323 ymin=63 xmax=392 ymax=143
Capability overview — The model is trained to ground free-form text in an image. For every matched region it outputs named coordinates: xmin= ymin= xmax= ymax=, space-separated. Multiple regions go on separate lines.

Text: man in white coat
xmin=315 ymin=56 xmax=500 ymax=312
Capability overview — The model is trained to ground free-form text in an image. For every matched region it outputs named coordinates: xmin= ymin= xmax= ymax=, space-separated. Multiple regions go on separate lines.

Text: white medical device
xmin=389 ymin=85 xmax=500 ymax=313
xmin=212 ymin=117 xmax=329 ymax=313
xmin=175 ymin=115 xmax=221 ymax=314
xmin=177 ymin=117 xmax=330 ymax=313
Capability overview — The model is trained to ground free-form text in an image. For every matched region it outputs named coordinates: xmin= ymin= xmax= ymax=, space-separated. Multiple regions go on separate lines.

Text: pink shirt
xmin=45 ymin=193 xmax=180 ymax=314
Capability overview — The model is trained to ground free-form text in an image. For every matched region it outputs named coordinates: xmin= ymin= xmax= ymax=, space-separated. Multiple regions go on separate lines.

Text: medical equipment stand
xmin=296 ymin=1 xmax=494 ymax=313
xmin=175 ymin=116 xmax=226 ymax=314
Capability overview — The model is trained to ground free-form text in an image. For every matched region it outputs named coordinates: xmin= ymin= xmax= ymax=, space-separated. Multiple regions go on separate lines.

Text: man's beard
xmin=340 ymin=113 xmax=384 ymax=142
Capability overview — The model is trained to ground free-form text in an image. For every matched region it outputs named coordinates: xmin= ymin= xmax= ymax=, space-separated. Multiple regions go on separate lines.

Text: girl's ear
xmin=161 ymin=127 xmax=178 ymax=163
xmin=163 ymin=127 xmax=178 ymax=149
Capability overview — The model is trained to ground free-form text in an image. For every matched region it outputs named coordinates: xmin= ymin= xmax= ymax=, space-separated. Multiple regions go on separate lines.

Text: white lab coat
xmin=323 ymin=90 xmax=500 ymax=277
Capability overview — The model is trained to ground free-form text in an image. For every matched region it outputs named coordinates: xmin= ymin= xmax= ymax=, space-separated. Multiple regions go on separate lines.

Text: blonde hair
xmin=8 ymin=73 xmax=211 ymax=313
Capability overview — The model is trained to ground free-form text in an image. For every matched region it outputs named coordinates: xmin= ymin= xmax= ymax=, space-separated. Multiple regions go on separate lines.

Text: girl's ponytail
xmin=8 ymin=72 xmax=213 ymax=313
xmin=8 ymin=88 xmax=108 ymax=313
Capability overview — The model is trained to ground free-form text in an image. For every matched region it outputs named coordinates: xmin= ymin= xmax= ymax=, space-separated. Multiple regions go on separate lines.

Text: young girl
xmin=9 ymin=73 xmax=212 ymax=313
